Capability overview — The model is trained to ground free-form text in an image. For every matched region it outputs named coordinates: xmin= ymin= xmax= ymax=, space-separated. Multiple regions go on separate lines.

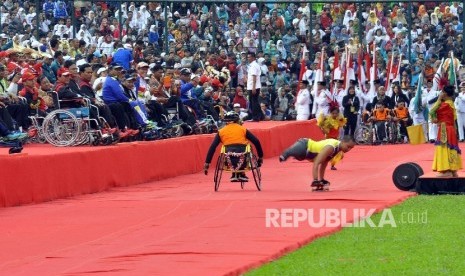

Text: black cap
xmin=180 ymin=68 xmax=192 ymax=75
xmin=334 ymin=79 xmax=344 ymax=84
xmin=301 ymin=80 xmax=309 ymax=85
xmin=317 ymin=81 xmax=326 ymax=86
xmin=124 ymin=73 xmax=136 ymax=81
xmin=109 ymin=62 xmax=123 ymax=70
xmin=373 ymin=79 xmax=381 ymax=84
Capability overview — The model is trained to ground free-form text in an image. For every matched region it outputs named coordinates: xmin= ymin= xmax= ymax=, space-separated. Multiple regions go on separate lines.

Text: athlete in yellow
xmin=279 ymin=136 xmax=356 ymax=189
xmin=204 ymin=111 xmax=263 ymax=182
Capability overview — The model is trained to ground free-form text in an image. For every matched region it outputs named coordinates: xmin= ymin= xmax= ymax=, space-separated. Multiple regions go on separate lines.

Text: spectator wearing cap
xmin=41 ymin=53 xmax=56 ymax=84
xmin=102 ymin=63 xmax=128 ymax=105
xmin=18 ymin=71 xmax=44 ymax=117
xmin=134 ymin=62 xmax=151 ymax=103
xmin=54 ymin=67 xmax=83 ymax=108
xmin=102 ymin=63 xmax=139 ymax=137
xmin=179 ymin=68 xmax=206 ymax=119
xmin=93 ymin=67 xmax=108 ymax=98
xmin=112 ymin=41 xmax=133 ymax=70
xmin=87 ymin=51 xmax=103 ymax=64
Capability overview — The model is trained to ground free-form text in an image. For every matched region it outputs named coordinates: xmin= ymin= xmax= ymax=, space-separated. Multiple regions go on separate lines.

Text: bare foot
xmin=452 ymin=171 xmax=459 ymax=177
xmin=436 ymin=171 xmax=453 ymax=177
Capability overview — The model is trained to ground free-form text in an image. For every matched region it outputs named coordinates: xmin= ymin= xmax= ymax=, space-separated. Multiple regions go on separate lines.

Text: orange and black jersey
xmin=393 ymin=107 xmax=409 ymax=120
xmin=205 ymin=123 xmax=264 ymax=164
xmin=373 ymin=108 xmax=390 ymax=121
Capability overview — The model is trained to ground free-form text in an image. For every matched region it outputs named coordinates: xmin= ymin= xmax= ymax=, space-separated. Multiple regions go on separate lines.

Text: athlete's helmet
xmin=223 ymin=111 xmax=240 ymax=122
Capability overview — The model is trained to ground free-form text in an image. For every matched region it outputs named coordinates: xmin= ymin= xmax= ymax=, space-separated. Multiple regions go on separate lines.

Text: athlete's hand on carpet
xmin=203 ymin=163 xmax=209 ymax=175
xmin=257 ymin=158 xmax=263 ymax=167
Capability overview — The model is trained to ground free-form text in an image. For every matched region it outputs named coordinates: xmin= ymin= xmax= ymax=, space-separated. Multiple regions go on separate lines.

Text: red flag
xmin=331 ymin=49 xmax=339 ymax=94
xmin=296 ymin=46 xmax=307 ymax=95
xmin=365 ymin=49 xmax=371 ymax=82
xmin=385 ymin=57 xmax=392 ymax=90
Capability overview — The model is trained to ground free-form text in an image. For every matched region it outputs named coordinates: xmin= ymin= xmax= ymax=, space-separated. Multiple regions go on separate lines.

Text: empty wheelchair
xmin=29 ymin=93 xmax=115 ymax=146
xmin=213 ymin=144 xmax=261 ymax=191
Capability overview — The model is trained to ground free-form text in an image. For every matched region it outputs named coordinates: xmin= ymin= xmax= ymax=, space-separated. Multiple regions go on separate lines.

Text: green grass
xmin=247 ymin=196 xmax=465 ymax=275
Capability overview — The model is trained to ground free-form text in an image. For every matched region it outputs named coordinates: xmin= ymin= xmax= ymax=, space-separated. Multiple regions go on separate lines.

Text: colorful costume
xmin=317 ymin=113 xmax=347 ymax=139
xmin=429 ymin=99 xmax=462 ymax=172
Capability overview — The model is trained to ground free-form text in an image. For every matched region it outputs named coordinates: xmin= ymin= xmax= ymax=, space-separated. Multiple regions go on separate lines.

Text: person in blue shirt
xmin=102 ymin=63 xmax=139 ymax=137
xmin=43 ymin=0 xmax=55 ymax=17
xmin=112 ymin=41 xmax=133 ymax=71
xmin=53 ymin=1 xmax=68 ymax=20
xmin=179 ymin=68 xmax=206 ymax=119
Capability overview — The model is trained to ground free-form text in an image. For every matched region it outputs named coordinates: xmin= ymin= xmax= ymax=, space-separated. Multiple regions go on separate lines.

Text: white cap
xmin=233 ymin=103 xmax=241 ymax=108
xmin=97 ymin=67 xmax=108 ymax=75
xmin=174 ymin=63 xmax=182 ymax=69
xmin=137 ymin=62 xmax=149 ymax=68
xmin=191 ymin=74 xmax=198 ymax=80
xmin=76 ymin=59 xmax=87 ymax=67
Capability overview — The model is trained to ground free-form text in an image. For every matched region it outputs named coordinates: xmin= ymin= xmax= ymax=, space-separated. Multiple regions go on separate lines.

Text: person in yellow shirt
xmin=279 ymin=136 xmax=356 ymax=190
xmin=204 ymin=111 xmax=263 ymax=182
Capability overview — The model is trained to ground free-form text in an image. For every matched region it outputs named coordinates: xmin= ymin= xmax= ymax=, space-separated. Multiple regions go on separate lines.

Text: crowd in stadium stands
xmin=0 ymin=1 xmax=464 ymax=144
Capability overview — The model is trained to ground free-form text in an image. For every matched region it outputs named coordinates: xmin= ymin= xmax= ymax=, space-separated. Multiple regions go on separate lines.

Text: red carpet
xmin=0 ymin=141 xmax=452 ymax=275
xmin=0 ymin=121 xmax=323 ymax=208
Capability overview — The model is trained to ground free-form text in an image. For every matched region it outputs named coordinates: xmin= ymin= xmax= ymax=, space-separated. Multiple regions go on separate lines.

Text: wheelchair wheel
xmin=387 ymin=122 xmax=398 ymax=144
xmin=214 ymin=154 xmax=224 ymax=192
xmin=75 ymin=121 xmax=91 ymax=145
xmin=42 ymin=110 xmax=81 ymax=147
xmin=250 ymin=153 xmax=262 ymax=191
xmin=354 ymin=126 xmax=372 ymax=145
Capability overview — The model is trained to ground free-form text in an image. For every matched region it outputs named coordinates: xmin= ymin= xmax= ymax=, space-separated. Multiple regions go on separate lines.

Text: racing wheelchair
xmin=213 ymin=144 xmax=261 ymax=191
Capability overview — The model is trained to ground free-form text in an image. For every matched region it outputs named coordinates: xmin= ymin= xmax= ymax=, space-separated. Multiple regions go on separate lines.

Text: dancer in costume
xmin=317 ymin=102 xmax=347 ymax=170
xmin=429 ymin=85 xmax=462 ymax=177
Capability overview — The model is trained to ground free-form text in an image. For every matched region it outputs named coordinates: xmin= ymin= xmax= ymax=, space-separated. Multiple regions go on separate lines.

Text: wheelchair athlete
xmin=371 ymin=102 xmax=391 ymax=142
xmin=204 ymin=111 xmax=263 ymax=182
xmin=392 ymin=100 xmax=412 ymax=142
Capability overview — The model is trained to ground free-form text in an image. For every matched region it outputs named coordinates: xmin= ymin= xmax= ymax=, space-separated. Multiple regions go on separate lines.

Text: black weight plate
xmin=407 ymin=162 xmax=424 ymax=176
xmin=392 ymin=163 xmax=420 ymax=191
